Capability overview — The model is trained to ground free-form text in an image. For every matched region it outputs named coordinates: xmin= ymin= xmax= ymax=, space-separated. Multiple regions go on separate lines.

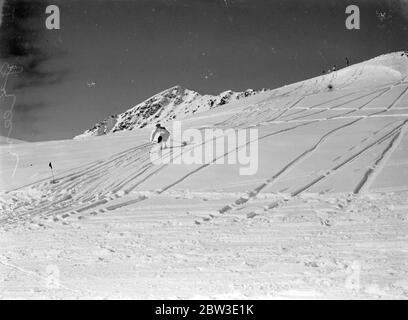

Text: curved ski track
xmin=1 ymin=74 xmax=408 ymax=227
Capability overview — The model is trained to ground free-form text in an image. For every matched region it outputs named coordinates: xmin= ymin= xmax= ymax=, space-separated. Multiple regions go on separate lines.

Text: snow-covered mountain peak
xmin=74 ymin=85 xmax=263 ymax=139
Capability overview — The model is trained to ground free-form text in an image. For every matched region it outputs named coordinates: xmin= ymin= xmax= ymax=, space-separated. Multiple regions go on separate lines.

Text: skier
xmin=332 ymin=64 xmax=337 ymax=72
xmin=150 ymin=123 xmax=170 ymax=150
xmin=345 ymin=57 xmax=350 ymax=67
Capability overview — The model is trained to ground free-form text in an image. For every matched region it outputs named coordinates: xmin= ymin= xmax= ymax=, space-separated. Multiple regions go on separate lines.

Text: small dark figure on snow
xmin=150 ymin=123 xmax=170 ymax=150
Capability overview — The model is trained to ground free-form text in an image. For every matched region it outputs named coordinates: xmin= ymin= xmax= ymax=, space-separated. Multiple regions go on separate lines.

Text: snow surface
xmin=1 ymin=52 xmax=408 ymax=299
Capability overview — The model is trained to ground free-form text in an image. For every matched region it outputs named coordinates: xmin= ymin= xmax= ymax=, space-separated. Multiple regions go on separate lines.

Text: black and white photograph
xmin=0 ymin=0 xmax=407 ymax=302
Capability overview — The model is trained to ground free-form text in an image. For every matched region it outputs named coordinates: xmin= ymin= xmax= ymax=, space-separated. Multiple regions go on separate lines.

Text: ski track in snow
xmin=1 ymin=72 xmax=408 ymax=227
xmin=1 ymin=53 xmax=408 ymax=299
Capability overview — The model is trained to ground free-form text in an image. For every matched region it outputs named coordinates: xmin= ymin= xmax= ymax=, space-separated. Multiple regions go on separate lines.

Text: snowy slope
xmin=1 ymin=51 xmax=407 ymax=207
xmin=1 ymin=52 xmax=408 ymax=299
xmin=2 ymin=51 xmax=408 ymax=200
xmin=74 ymin=85 xmax=263 ymax=139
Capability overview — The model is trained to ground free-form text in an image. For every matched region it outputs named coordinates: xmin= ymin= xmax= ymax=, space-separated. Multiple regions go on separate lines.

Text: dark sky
xmin=0 ymin=0 xmax=407 ymax=141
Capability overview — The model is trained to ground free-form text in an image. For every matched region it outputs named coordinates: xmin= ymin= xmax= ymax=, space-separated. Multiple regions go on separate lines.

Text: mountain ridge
xmin=74 ymin=85 xmax=265 ymax=139
xmin=74 ymin=51 xmax=408 ymax=140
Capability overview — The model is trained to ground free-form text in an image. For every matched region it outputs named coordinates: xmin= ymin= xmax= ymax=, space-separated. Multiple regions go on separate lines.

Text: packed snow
xmin=1 ymin=52 xmax=408 ymax=299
